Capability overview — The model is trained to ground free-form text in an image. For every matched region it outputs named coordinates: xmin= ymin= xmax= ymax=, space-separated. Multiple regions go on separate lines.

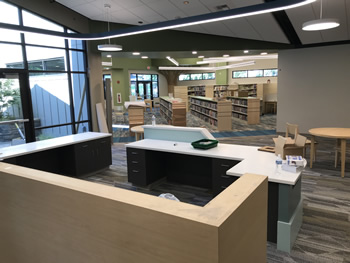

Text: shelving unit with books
xmin=159 ymin=96 xmax=186 ymax=126
xmin=190 ymin=96 xmax=232 ymax=131
xmin=227 ymin=96 xmax=260 ymax=124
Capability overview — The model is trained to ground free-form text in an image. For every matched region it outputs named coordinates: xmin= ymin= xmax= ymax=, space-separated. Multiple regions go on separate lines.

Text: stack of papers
xmin=282 ymin=155 xmax=304 ymax=173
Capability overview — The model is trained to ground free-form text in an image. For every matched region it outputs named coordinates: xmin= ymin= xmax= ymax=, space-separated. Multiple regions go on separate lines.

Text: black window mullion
xmin=65 ymin=38 xmax=76 ymax=134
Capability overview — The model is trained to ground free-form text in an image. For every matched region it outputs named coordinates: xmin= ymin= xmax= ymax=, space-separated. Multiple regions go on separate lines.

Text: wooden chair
xmin=334 ymin=139 xmax=350 ymax=168
xmin=144 ymin=99 xmax=152 ymax=112
xmin=274 ymin=134 xmax=307 ymax=159
xmin=286 ymin=122 xmax=299 ymax=139
xmin=153 ymin=97 xmax=160 ymax=111
xmin=286 ymin=122 xmax=316 ymax=160
xmin=113 ymin=105 xmax=125 ymax=123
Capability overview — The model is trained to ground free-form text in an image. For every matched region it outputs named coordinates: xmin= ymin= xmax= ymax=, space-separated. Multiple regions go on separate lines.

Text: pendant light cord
xmin=104 ymin=4 xmax=111 ymax=45
xmin=320 ymin=0 xmax=323 ymax=19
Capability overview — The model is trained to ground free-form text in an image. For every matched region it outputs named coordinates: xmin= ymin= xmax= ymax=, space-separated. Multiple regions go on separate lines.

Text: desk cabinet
xmin=4 ymin=137 xmax=112 ymax=177
xmin=212 ymin=158 xmax=240 ymax=196
xmin=63 ymin=137 xmax=112 ymax=177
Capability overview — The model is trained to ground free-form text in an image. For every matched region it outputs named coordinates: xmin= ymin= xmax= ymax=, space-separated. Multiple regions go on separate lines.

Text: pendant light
xmin=302 ymin=0 xmax=339 ymax=31
xmin=97 ymin=4 xmax=122 ymax=51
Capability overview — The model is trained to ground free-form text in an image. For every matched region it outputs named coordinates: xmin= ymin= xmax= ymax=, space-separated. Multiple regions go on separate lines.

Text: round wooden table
xmin=309 ymin=128 xmax=350 ymax=178
xmin=130 ymin=125 xmax=144 ymax=141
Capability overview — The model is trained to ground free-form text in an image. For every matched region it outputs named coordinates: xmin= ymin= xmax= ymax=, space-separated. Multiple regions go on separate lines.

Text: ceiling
xmin=55 ymin=0 xmax=350 ymax=58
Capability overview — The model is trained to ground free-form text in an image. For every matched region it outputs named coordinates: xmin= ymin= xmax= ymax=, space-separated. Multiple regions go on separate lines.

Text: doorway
xmin=0 ymin=71 xmax=34 ymax=147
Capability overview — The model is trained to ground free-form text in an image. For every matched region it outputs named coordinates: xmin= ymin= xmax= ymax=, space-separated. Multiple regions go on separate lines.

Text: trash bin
xmin=158 ymin=193 xmax=180 ymax=202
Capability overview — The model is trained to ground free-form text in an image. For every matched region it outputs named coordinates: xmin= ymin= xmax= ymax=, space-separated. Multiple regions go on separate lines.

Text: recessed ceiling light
xmin=198 ymin=55 xmax=204 ymax=59
xmin=106 ymin=54 xmax=112 ymax=58
xmin=141 ymin=56 xmax=148 ymax=59
xmin=192 ymin=51 xmax=197 ymax=54
xmin=105 ymin=67 xmax=110 ymax=70
xmin=244 ymin=50 xmax=249 ymax=54
xmin=183 ymin=1 xmax=189 ymax=4
xmin=132 ymin=52 xmax=140 ymax=55
xmin=223 ymin=54 xmax=230 ymax=57
xmin=138 ymin=21 xmax=143 ymax=24
xmin=260 ymin=52 xmax=268 ymax=55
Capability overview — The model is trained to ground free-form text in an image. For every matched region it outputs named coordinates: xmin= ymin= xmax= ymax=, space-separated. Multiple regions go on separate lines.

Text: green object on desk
xmin=191 ymin=139 xmax=218 ymax=149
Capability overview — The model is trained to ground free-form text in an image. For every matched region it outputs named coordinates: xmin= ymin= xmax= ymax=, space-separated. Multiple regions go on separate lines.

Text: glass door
xmin=137 ymin=83 xmax=145 ymax=99
xmin=0 ymin=73 xmax=28 ymax=147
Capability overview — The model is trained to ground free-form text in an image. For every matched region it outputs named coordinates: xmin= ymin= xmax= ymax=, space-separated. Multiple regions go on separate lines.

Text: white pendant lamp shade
xmin=98 ymin=4 xmax=122 ymax=52
xmin=302 ymin=0 xmax=340 ymax=31
xmin=98 ymin=44 xmax=123 ymax=51
xmin=302 ymin=18 xmax=339 ymax=31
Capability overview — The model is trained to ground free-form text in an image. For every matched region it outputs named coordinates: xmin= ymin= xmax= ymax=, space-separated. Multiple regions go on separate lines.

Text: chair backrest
xmin=129 ymin=95 xmax=136 ymax=101
xmin=274 ymin=135 xmax=287 ymax=157
xmin=286 ymin=122 xmax=299 ymax=139
xmin=153 ymin=97 xmax=160 ymax=105
xmin=295 ymin=134 xmax=307 ymax=147
xmin=114 ymin=105 xmax=124 ymax=113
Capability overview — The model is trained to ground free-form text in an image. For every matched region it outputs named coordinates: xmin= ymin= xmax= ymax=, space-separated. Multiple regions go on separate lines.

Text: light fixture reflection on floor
xmin=302 ymin=0 xmax=340 ymax=31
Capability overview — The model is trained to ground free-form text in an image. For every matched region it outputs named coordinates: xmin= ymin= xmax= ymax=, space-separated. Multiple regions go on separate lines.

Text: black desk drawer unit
xmin=212 ymin=158 xmax=240 ymax=196
xmin=127 ymin=148 xmax=147 ymax=185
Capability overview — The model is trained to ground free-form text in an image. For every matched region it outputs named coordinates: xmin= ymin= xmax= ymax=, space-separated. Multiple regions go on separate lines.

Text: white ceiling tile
xmin=247 ymin=13 xmax=289 ymax=44
xmin=222 ymin=18 xmax=262 ymax=41
xmin=169 ymin=0 xmax=210 ymax=16
xmin=145 ymin=1 xmax=185 ymax=20
xmin=200 ymin=22 xmax=235 ymax=38
xmin=56 ymin=0 xmax=96 ymax=9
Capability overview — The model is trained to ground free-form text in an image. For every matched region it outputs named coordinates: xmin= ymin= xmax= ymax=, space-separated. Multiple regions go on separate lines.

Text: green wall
xmin=216 ymin=63 xmax=228 ymax=85
xmin=110 ymin=57 xmax=153 ymax=106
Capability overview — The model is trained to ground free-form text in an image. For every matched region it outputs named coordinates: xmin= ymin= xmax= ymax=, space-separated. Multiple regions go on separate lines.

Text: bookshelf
xmin=190 ymin=96 xmax=232 ymax=131
xmin=160 ymin=96 xmax=186 ymax=126
xmin=227 ymin=96 xmax=260 ymax=124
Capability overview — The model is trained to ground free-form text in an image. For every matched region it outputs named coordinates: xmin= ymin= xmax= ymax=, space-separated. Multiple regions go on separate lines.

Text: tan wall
xmin=87 ymin=45 xmax=104 ymax=132
xmin=0 ymin=162 xmax=267 ymax=263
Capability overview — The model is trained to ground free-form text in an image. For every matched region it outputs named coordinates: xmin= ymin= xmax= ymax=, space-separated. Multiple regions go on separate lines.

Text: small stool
xmin=130 ymin=125 xmax=144 ymax=141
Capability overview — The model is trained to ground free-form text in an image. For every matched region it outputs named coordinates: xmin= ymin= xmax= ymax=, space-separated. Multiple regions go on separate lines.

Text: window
xmin=0 ymin=1 xmax=90 ymax=141
xmin=264 ymin=69 xmax=278 ymax=77
xmin=233 ymin=70 xmax=248 ymax=78
xmin=179 ymin=74 xmax=190 ymax=81
xmin=129 ymin=73 xmax=159 ymax=99
xmin=233 ymin=68 xmax=278 ymax=79
xmin=179 ymin=73 xmax=215 ymax=81
xmin=248 ymin=70 xmax=263 ymax=78
xmin=203 ymin=73 xmax=215 ymax=80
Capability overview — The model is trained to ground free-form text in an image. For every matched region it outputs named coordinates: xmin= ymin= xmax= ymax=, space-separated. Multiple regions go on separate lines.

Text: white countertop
xmin=126 ymin=139 xmax=305 ymax=185
xmin=0 ymin=132 xmax=111 ymax=160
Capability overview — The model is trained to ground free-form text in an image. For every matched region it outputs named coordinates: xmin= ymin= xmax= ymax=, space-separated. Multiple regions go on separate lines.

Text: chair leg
xmin=335 ymin=140 xmax=339 ymax=168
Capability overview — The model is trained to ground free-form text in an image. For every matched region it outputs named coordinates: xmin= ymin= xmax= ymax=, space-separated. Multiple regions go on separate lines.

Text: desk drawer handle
xmin=221 ymin=175 xmax=230 ymax=179
xmin=82 ymin=144 xmax=89 ymax=148
xmin=131 ymin=152 xmax=139 ymax=155
xmin=132 ymin=161 xmax=139 ymax=164
xmin=220 ymin=164 xmax=230 ymax=168
xmin=132 ymin=170 xmax=139 ymax=173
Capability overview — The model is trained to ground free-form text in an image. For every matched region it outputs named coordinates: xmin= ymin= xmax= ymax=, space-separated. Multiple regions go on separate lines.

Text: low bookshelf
xmin=190 ymin=96 xmax=232 ymax=131
xmin=160 ymin=96 xmax=186 ymax=126
xmin=227 ymin=96 xmax=260 ymax=124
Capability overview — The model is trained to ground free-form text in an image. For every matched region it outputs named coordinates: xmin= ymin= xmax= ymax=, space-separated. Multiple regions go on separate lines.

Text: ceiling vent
xmin=215 ymin=4 xmax=230 ymax=11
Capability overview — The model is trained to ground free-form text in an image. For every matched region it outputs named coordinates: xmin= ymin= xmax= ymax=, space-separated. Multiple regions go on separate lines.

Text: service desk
xmin=126 ymin=139 xmax=304 ymax=253
xmin=0 ymin=132 xmax=112 ymax=177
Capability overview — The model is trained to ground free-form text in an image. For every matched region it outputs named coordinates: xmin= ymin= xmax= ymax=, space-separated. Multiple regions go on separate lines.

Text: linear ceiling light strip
xmin=158 ymin=61 xmax=255 ymax=71
xmin=0 ymin=0 xmax=315 ymax=40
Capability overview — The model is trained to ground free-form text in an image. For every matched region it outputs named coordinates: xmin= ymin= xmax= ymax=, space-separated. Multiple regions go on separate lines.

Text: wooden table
xmin=131 ymin=125 xmax=144 ymax=141
xmin=309 ymin=128 xmax=350 ymax=178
